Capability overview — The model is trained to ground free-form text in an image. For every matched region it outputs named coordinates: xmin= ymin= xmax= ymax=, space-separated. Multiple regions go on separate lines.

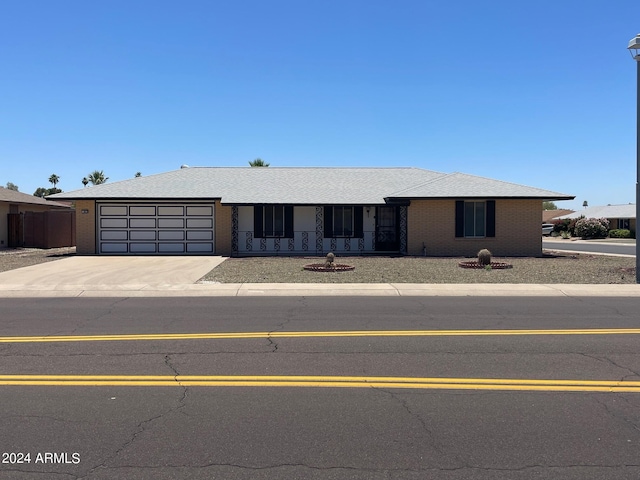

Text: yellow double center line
xmin=2 ymin=329 xmax=638 ymax=392
xmin=1 ymin=375 xmax=639 ymax=392
xmin=2 ymin=328 xmax=640 ymax=343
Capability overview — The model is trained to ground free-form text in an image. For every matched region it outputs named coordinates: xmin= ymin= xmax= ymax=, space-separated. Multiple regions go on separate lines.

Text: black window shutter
xmin=324 ymin=207 xmax=333 ymax=238
xmin=254 ymin=205 xmax=264 ymax=238
xmin=455 ymin=201 xmax=464 ymax=238
xmin=284 ymin=206 xmax=294 ymax=238
xmin=486 ymin=200 xmax=496 ymax=237
xmin=354 ymin=206 xmax=363 ymax=238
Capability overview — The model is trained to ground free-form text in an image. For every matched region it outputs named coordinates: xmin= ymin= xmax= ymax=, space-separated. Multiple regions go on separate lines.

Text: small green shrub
xmin=477 ymin=249 xmax=492 ymax=266
xmin=609 ymin=229 xmax=632 ymax=238
xmin=560 ymin=230 xmax=571 ymax=239
xmin=575 ymin=218 xmax=609 ymax=239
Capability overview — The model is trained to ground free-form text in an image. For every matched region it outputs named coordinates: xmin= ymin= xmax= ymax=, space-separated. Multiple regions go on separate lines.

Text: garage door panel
xmin=101 ymin=231 xmax=128 ymax=240
xmin=159 ymin=243 xmax=185 ymax=253
xmin=101 ymin=218 xmax=128 ymax=228
xmin=187 ymin=231 xmax=213 ymax=240
xmin=101 ymin=206 xmax=127 ymax=216
xmin=187 ymin=243 xmax=213 ymax=252
xmin=101 ymin=243 xmax=128 ymax=253
xmin=187 ymin=218 xmax=212 ymax=228
xmin=130 ymin=231 xmax=156 ymax=240
xmin=97 ymin=203 xmax=214 ymax=255
xmin=130 ymin=218 xmax=156 ymax=228
xmin=158 ymin=218 xmax=184 ymax=228
xmin=158 ymin=206 xmax=184 ymax=216
xmin=130 ymin=243 xmax=157 ymax=253
xmin=158 ymin=231 xmax=185 ymax=241
xmin=187 ymin=206 xmax=212 ymax=216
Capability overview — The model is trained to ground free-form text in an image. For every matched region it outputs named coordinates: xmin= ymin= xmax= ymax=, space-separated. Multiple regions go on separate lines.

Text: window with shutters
xmin=455 ymin=200 xmax=495 ymax=239
xmin=254 ymin=205 xmax=294 ymax=238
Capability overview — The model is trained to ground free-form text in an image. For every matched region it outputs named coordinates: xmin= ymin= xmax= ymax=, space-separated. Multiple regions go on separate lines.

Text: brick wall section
xmin=75 ymin=200 xmax=96 ymax=254
xmin=215 ymin=201 xmax=232 ymax=256
xmin=407 ymin=199 xmax=542 ymax=257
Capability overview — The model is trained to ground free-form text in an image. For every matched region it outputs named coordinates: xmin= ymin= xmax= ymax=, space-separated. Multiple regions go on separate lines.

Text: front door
xmin=375 ymin=206 xmax=399 ymax=251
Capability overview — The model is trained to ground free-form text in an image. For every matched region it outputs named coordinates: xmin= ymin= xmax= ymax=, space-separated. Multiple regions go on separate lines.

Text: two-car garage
xmin=97 ymin=203 xmax=215 ymax=254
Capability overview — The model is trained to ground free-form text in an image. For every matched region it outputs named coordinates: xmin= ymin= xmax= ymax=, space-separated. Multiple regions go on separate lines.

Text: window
xmin=264 ymin=205 xmax=285 ymax=237
xmin=455 ymin=200 xmax=495 ymax=238
xmin=333 ymin=206 xmax=353 ymax=236
xmin=464 ymin=201 xmax=486 ymax=237
xmin=254 ymin=205 xmax=293 ymax=238
xmin=324 ymin=206 xmax=364 ymax=238
xmin=619 ymin=218 xmax=630 ymax=230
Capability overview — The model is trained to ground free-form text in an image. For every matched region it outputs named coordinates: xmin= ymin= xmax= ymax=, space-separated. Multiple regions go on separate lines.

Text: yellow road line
xmin=2 ymin=328 xmax=640 ymax=343
xmin=1 ymin=375 xmax=640 ymax=392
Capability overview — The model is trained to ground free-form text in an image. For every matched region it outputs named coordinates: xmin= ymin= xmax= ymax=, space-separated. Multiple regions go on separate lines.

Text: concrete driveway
xmin=0 ymin=256 xmax=227 ymax=291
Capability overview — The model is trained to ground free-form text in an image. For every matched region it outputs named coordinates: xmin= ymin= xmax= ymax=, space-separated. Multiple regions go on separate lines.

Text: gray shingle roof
xmin=49 ymin=167 xmax=574 ymax=204
xmin=556 ymin=204 xmax=636 ymax=220
xmin=0 ymin=187 xmax=71 ymax=208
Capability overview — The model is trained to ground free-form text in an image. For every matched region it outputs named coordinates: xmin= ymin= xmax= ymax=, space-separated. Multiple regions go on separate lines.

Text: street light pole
xmin=628 ymin=34 xmax=640 ymax=283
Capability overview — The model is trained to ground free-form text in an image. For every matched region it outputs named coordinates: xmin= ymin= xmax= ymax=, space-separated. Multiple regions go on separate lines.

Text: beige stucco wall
xmin=407 ymin=199 xmax=542 ymax=257
xmin=75 ymin=200 xmax=96 ymax=254
xmin=215 ymin=201 xmax=232 ymax=256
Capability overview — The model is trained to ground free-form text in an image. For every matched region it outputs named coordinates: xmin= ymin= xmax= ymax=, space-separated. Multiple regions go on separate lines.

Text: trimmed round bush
xmin=609 ymin=229 xmax=632 ymax=238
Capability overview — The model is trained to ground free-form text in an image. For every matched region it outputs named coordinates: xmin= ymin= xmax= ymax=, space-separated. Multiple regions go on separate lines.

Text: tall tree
xmin=5 ymin=182 xmax=19 ymax=191
xmin=249 ymin=158 xmax=269 ymax=167
xmin=542 ymin=201 xmax=557 ymax=210
xmin=87 ymin=170 xmax=109 ymax=185
xmin=48 ymin=174 xmax=60 ymax=188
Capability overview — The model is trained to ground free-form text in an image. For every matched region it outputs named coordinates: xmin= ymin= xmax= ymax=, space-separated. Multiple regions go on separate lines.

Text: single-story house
xmin=49 ymin=167 xmax=574 ymax=257
xmin=543 ymin=209 xmax=574 ymax=223
xmin=555 ymin=204 xmax=636 ymax=231
xmin=1 ymin=187 xmax=74 ymax=248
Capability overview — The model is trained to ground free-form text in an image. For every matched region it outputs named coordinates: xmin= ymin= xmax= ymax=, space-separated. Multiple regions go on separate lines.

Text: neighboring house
xmin=555 ymin=204 xmax=636 ymax=231
xmin=49 ymin=167 xmax=574 ymax=257
xmin=543 ymin=209 xmax=573 ymax=223
xmin=0 ymin=187 xmax=74 ymax=248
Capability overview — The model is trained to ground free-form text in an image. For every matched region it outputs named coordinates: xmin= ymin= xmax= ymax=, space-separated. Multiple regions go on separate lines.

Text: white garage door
xmin=97 ymin=203 xmax=215 ymax=254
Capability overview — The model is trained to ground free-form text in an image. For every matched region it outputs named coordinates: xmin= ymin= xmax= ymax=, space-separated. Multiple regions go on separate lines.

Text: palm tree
xmin=87 ymin=170 xmax=109 ymax=185
xmin=48 ymin=174 xmax=60 ymax=188
xmin=249 ymin=158 xmax=269 ymax=167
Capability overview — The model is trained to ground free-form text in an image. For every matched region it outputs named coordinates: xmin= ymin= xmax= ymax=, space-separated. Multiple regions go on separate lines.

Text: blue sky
xmin=1 ymin=1 xmax=637 ymax=210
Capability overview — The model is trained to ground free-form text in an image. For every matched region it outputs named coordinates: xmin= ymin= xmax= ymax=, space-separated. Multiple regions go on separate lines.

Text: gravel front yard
xmin=0 ymin=248 xmax=635 ymax=284
xmin=200 ymin=253 xmax=637 ymax=284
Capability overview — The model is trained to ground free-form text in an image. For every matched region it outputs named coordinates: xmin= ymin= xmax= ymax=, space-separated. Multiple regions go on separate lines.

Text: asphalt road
xmin=1 ymin=296 xmax=640 ymax=480
xmin=543 ymin=239 xmax=636 ymax=256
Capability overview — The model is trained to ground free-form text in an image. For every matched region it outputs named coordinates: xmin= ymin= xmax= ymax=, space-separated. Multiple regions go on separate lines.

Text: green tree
xmin=34 ymin=187 xmax=62 ymax=197
xmin=48 ymin=174 xmax=60 ymax=188
xmin=87 ymin=170 xmax=109 ymax=185
xmin=249 ymin=158 xmax=269 ymax=167
xmin=5 ymin=182 xmax=19 ymax=191
xmin=542 ymin=201 xmax=557 ymax=210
